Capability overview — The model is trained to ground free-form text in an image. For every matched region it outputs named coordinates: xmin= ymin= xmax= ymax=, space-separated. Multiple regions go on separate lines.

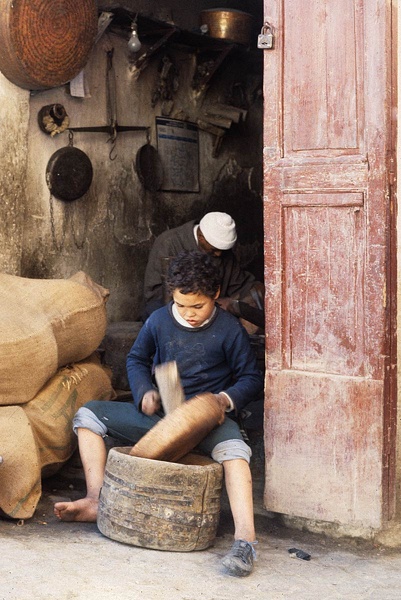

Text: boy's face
xmin=173 ymin=289 xmax=219 ymax=327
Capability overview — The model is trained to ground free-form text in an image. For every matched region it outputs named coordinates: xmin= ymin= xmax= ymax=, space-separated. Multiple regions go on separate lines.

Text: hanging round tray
xmin=46 ymin=146 xmax=93 ymax=201
xmin=0 ymin=0 xmax=98 ymax=90
xmin=135 ymin=144 xmax=164 ymax=192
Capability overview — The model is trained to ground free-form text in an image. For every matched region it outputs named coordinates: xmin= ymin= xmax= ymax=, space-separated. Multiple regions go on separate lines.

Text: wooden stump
xmin=97 ymin=448 xmax=223 ymax=551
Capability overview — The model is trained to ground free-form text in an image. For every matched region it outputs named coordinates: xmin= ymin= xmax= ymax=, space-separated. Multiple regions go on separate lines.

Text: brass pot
xmin=199 ymin=8 xmax=253 ymax=46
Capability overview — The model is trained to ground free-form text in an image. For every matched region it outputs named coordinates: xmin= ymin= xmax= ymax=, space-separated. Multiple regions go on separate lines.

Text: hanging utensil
xmin=135 ymin=131 xmax=164 ymax=192
xmin=46 ymin=133 xmax=93 ymax=201
xmin=106 ymin=48 xmax=118 ymax=160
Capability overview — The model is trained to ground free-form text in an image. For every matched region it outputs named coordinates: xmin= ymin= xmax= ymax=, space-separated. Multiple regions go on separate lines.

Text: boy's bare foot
xmin=54 ymin=497 xmax=98 ymax=522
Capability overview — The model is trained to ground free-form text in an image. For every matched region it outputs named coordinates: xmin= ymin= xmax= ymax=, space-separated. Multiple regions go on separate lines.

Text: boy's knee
xmin=73 ymin=406 xmax=108 ymax=437
xmin=211 ymin=439 xmax=252 ymax=464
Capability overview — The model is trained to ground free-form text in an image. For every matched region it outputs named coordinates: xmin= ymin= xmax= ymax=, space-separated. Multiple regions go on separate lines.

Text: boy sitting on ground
xmin=54 ymin=250 xmax=264 ymax=577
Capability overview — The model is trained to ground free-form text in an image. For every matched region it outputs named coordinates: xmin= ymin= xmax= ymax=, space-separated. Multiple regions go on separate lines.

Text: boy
xmin=54 ymin=250 xmax=264 ymax=577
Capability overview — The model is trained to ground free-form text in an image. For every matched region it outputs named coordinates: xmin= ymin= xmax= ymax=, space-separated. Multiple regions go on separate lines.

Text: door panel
xmin=284 ymin=0 xmax=363 ymax=153
xmin=283 ymin=202 xmax=365 ymax=376
xmin=263 ymin=0 xmax=396 ymax=527
xmin=265 ymin=373 xmax=383 ymax=526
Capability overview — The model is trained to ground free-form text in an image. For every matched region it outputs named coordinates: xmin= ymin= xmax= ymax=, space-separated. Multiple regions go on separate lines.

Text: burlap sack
xmin=33 ymin=271 xmax=109 ymax=366
xmin=0 ymin=406 xmax=42 ymax=519
xmin=0 ymin=271 xmax=109 ymax=405
xmin=0 ymin=299 xmax=58 ymax=406
xmin=0 ymin=355 xmax=115 ymax=520
xmin=24 ymin=354 xmax=116 ymax=473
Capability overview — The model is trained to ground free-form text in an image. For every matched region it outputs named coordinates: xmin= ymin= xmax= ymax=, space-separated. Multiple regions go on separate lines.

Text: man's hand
xmin=141 ymin=390 xmax=161 ymax=415
xmin=216 ymin=297 xmax=239 ymax=314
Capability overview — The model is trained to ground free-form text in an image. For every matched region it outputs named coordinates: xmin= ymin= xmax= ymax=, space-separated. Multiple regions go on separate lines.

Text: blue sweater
xmin=126 ymin=303 xmax=263 ymax=413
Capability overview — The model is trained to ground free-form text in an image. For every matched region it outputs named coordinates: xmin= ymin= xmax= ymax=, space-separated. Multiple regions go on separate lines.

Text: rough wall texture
xmin=0 ymin=1 xmax=264 ymax=323
xmin=0 ymin=75 xmax=30 ymax=274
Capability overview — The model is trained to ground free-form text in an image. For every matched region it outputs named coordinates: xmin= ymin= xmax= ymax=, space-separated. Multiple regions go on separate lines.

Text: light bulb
xmin=128 ymin=25 xmax=142 ymax=53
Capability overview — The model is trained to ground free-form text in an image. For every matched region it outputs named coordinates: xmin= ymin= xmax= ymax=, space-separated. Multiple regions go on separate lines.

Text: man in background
xmin=142 ymin=211 xmax=264 ymax=332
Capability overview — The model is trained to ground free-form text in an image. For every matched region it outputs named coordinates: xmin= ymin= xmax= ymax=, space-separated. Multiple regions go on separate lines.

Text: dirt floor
xmin=2 ymin=451 xmax=401 ymax=600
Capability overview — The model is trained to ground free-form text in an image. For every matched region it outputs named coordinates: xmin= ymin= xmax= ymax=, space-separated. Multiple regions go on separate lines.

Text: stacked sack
xmin=0 ymin=271 xmax=115 ymax=519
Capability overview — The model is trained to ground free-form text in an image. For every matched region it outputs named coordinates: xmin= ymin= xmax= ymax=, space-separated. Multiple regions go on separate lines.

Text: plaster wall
xmin=0 ymin=2 xmax=264 ymax=323
xmin=0 ymin=75 xmax=30 ymax=274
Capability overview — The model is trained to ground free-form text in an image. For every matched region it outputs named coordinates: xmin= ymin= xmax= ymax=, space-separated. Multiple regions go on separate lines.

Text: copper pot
xmin=199 ymin=8 xmax=253 ymax=46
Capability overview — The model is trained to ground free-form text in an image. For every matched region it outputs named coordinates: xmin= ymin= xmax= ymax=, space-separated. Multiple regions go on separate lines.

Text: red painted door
xmin=263 ymin=0 xmax=396 ymax=528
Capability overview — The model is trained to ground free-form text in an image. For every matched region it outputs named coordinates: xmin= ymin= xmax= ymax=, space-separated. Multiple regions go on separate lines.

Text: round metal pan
xmin=46 ymin=146 xmax=93 ymax=201
xmin=135 ymin=143 xmax=163 ymax=192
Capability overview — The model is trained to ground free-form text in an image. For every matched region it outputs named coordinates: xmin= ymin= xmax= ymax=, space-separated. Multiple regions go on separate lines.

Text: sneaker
xmin=222 ymin=539 xmax=255 ymax=577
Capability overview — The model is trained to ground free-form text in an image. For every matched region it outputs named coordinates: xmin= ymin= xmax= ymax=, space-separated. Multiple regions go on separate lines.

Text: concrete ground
xmin=2 ymin=453 xmax=401 ymax=600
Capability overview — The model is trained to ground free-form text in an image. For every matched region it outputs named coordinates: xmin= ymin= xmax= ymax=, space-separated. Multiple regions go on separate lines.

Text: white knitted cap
xmin=199 ymin=212 xmax=237 ymax=250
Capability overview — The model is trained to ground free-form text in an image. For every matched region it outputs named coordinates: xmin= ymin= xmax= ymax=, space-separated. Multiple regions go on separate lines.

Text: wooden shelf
xmin=106 ymin=8 xmax=249 ymax=91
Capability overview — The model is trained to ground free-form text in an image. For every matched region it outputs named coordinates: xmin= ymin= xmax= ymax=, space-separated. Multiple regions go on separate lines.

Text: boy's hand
xmin=141 ymin=390 xmax=161 ymax=415
xmin=214 ymin=393 xmax=231 ymax=421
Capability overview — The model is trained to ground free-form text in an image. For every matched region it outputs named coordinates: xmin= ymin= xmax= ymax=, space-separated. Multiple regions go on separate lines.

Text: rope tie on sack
xmin=61 ymin=365 xmax=89 ymax=390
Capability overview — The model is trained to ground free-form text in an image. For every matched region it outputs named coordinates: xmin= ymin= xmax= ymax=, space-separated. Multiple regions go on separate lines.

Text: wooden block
xmin=202 ymin=113 xmax=233 ymax=129
xmin=129 ymin=393 xmax=224 ymax=463
xmin=155 ymin=361 xmax=185 ymax=415
xmin=196 ymin=119 xmax=226 ymax=137
xmin=205 ymin=103 xmax=243 ymax=123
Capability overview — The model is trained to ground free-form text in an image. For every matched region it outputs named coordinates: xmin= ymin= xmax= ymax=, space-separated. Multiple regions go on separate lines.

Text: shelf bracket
xmin=129 ymin=27 xmax=179 ymax=80
xmin=192 ymin=44 xmax=235 ymax=93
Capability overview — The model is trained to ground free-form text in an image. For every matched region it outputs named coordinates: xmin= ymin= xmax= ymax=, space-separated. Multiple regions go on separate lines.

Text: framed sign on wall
xmin=156 ymin=117 xmax=199 ymax=192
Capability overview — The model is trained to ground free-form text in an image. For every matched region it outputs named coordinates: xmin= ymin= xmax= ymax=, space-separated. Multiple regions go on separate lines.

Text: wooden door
xmin=263 ymin=0 xmax=397 ymax=528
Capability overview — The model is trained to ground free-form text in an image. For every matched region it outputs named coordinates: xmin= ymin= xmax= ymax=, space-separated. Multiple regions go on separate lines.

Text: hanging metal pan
xmin=46 ymin=146 xmax=93 ymax=201
xmin=0 ymin=0 xmax=97 ymax=90
xmin=135 ymin=143 xmax=164 ymax=192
